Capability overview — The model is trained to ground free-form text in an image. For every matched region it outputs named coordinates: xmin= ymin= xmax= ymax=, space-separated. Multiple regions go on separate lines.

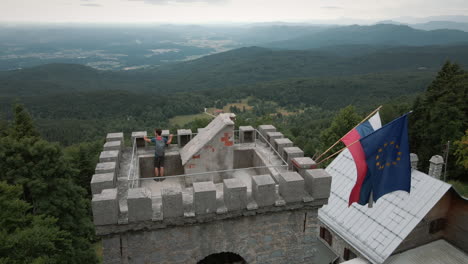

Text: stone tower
xmin=91 ymin=114 xmax=333 ymax=264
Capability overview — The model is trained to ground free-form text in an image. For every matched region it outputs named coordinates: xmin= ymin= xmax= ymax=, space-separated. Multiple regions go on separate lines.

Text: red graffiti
xmin=192 ymin=154 xmax=201 ymax=159
xmin=220 ymin=132 xmax=234 ymax=147
xmin=187 ymin=164 xmax=196 ymax=169
xmin=204 ymin=145 xmax=215 ymax=152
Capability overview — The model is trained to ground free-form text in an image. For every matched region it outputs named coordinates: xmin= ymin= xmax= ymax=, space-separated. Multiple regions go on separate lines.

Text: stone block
xmin=193 ymin=181 xmax=217 ymax=214
xmin=92 ymin=188 xmax=119 ymax=225
xmin=177 ymin=129 xmax=192 ymax=148
xmin=131 ymin=131 xmax=147 ymax=148
xmin=162 ymin=188 xmax=184 ymax=218
xmin=106 ymin=132 xmax=124 ymax=143
xmin=103 ymin=141 xmax=121 ymax=151
xmin=279 ymin=171 xmax=305 ymax=203
xmin=292 ymin=157 xmax=317 ymax=178
xmin=304 ymin=169 xmax=332 ymax=199
xmin=95 ymin=162 xmax=117 ymax=176
xmin=274 ymin=138 xmax=293 ymax=157
xmin=258 ymin=125 xmax=276 ymax=143
xmin=127 ymin=188 xmax=152 ymax=222
xmin=266 ymin=131 xmax=283 ymax=146
xmin=223 ymin=178 xmax=247 ymax=211
xmin=410 ymin=153 xmax=419 ymax=170
xmin=428 ymin=155 xmax=444 ymax=179
xmin=252 ymin=174 xmax=276 ymax=207
xmin=283 ymin=147 xmax=304 ymax=170
xmin=197 ymin=128 xmax=206 ymax=133
xmin=161 ymin=130 xmax=170 ymax=138
xmin=91 ymin=173 xmax=115 ymax=195
xmin=99 ymin=150 xmax=120 ymax=163
xmin=239 ymin=126 xmax=255 ymax=143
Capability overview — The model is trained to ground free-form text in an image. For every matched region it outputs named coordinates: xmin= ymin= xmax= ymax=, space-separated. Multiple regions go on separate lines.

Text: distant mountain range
xmin=263 ymin=24 xmax=468 ymax=50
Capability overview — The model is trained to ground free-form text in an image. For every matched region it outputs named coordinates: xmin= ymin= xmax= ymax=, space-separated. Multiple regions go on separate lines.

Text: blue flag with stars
xmin=359 ymin=114 xmax=411 ymax=203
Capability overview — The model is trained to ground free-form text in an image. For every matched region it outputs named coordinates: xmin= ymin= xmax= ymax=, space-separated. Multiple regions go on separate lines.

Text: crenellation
xmin=91 ymin=173 xmax=115 ymax=195
xmin=161 ymin=188 xmax=184 ymax=218
xmin=274 ymin=137 xmax=294 ymax=157
xmin=127 ymin=188 xmax=152 ymax=222
xmin=131 ymin=131 xmax=147 ymax=148
xmin=283 ymin=146 xmax=305 ymax=170
xmin=106 ymin=132 xmax=124 ymax=143
xmin=252 ymin=174 xmax=277 ymax=207
xmin=266 ymin=131 xmax=284 ymax=146
xmin=92 ymin=188 xmax=119 ymax=225
xmin=99 ymin=150 xmax=120 ymax=163
xmin=292 ymin=157 xmax=317 ymax=178
xmin=278 ymin=171 xmax=305 ymax=203
xmin=177 ymin=129 xmax=192 ymax=148
xmin=193 ymin=181 xmax=217 ymax=215
xmin=223 ymin=178 xmax=248 ymax=211
xmin=303 ymin=169 xmax=332 ymax=199
xmin=258 ymin=124 xmax=276 ymax=143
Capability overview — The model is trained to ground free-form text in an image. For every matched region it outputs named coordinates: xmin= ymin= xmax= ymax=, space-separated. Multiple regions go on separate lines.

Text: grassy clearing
xmin=222 ymin=98 xmax=253 ymax=112
xmin=169 ymin=112 xmax=211 ymax=126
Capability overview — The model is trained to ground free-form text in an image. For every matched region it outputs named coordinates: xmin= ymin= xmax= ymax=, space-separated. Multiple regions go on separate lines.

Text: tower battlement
xmin=91 ymin=114 xmax=333 ymax=264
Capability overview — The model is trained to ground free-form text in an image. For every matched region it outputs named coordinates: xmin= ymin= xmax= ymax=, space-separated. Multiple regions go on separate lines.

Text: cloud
xmin=128 ymin=0 xmax=228 ymax=5
xmin=321 ymin=6 xmax=343 ymax=10
xmin=81 ymin=3 xmax=102 ymax=7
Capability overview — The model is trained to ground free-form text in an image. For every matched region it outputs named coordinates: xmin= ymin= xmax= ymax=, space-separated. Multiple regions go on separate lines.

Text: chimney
xmin=410 ymin=153 xmax=419 ymax=170
xmin=428 ymin=155 xmax=444 ymax=179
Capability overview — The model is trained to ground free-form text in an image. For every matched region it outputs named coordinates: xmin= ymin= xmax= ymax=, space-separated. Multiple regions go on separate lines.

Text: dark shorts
xmin=154 ymin=156 xmax=165 ymax=169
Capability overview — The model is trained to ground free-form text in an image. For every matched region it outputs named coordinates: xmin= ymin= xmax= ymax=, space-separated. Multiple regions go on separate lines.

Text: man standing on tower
xmin=144 ymin=129 xmax=173 ymax=181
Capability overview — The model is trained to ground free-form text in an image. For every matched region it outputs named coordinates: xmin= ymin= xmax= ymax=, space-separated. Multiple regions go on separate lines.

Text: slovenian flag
xmin=341 ymin=112 xmax=382 ymax=206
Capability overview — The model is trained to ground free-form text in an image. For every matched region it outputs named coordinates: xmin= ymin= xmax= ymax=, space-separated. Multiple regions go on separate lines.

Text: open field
xmin=169 ymin=112 xmax=211 ymax=126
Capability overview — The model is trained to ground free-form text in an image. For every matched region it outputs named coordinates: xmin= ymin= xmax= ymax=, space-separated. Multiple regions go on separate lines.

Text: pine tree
xmin=410 ymin=61 xmax=468 ymax=180
xmin=11 ymin=104 xmax=40 ymax=139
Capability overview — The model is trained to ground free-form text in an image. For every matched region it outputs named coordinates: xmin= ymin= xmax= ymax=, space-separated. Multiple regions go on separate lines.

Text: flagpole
xmin=316 ymin=138 xmax=362 ymax=165
xmin=315 ymin=105 xmax=383 ymax=163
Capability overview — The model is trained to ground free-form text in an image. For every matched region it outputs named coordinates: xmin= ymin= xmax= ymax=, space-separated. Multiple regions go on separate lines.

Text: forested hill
xmin=264 ymin=24 xmax=468 ymax=50
xmin=2 ymin=44 xmax=468 ymax=96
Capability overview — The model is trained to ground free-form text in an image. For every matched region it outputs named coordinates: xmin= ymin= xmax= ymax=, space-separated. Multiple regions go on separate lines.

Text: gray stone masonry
xmin=279 ymin=172 xmax=305 ymax=203
xmin=95 ymin=162 xmax=117 ymax=177
xmin=258 ymin=124 xmax=276 ymax=143
xmin=239 ymin=126 xmax=255 ymax=143
xmin=304 ymin=169 xmax=332 ymax=199
xmin=252 ymin=174 xmax=276 ymax=207
xmin=197 ymin=128 xmax=206 ymax=133
xmin=428 ymin=155 xmax=444 ymax=179
xmin=223 ymin=178 xmax=248 ymax=211
xmin=177 ymin=129 xmax=192 ymax=148
xmin=91 ymin=173 xmax=115 ymax=195
xmin=106 ymin=132 xmax=124 ymax=143
xmin=274 ymin=138 xmax=293 ymax=157
xmin=92 ymin=188 xmax=119 ymax=225
xmin=161 ymin=188 xmax=184 ymax=218
xmin=193 ymin=181 xmax=217 ymax=214
xmin=103 ymin=141 xmax=121 ymax=151
xmin=292 ymin=157 xmax=317 ymax=178
xmin=267 ymin=131 xmax=284 ymax=147
xmin=161 ymin=130 xmax=170 ymax=138
xmin=131 ymin=131 xmax=147 ymax=148
xmin=410 ymin=153 xmax=419 ymax=170
xmin=283 ymin=147 xmax=305 ymax=170
xmin=127 ymin=188 xmax=152 ymax=222
xmin=99 ymin=150 xmax=120 ymax=163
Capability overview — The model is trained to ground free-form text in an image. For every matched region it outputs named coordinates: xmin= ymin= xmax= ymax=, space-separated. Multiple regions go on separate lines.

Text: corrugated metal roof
xmin=318 ymin=149 xmax=451 ymax=264
xmin=385 ymin=239 xmax=468 ymax=264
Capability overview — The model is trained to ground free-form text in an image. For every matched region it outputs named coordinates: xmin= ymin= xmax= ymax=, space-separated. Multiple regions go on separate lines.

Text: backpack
xmin=155 ymin=138 xmax=166 ymax=157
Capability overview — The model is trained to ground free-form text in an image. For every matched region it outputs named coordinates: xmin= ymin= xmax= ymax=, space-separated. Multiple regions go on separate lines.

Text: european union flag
xmin=359 ymin=114 xmax=411 ymax=204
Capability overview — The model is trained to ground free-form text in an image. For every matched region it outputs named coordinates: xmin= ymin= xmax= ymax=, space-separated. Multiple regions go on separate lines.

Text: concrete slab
xmin=223 ymin=178 xmax=247 ymax=211
xmin=193 ymin=181 xmax=217 ymax=214
xmin=283 ymin=147 xmax=304 ymax=170
xmin=292 ymin=157 xmax=317 ymax=178
xmin=266 ymin=131 xmax=284 ymax=146
xmin=239 ymin=126 xmax=255 ymax=143
xmin=177 ymin=129 xmax=192 ymax=148
xmin=252 ymin=174 xmax=276 ymax=207
xmin=258 ymin=125 xmax=276 ymax=143
xmin=304 ymin=169 xmax=332 ymax=199
xmin=162 ymin=188 xmax=184 ymax=218
xmin=99 ymin=150 xmax=120 ymax=163
xmin=132 ymin=131 xmax=147 ymax=148
xmin=278 ymin=172 xmax=305 ymax=203
xmin=103 ymin=141 xmax=122 ymax=151
xmin=127 ymin=188 xmax=152 ymax=222
xmin=92 ymin=188 xmax=119 ymax=225
xmin=95 ymin=162 xmax=117 ymax=176
xmin=106 ymin=132 xmax=124 ymax=143
xmin=274 ymin=138 xmax=293 ymax=157
xmin=91 ymin=173 xmax=115 ymax=195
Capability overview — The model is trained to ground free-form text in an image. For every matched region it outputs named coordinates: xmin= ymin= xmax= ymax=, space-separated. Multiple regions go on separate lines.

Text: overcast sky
xmin=1 ymin=0 xmax=468 ymax=24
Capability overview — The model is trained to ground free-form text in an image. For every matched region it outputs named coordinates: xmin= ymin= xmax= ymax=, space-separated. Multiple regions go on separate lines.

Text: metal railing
xmin=126 ymin=129 xmax=288 ymax=189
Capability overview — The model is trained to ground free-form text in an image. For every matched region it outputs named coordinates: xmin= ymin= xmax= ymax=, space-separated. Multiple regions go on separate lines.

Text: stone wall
xmin=317 ymin=222 xmax=365 ymax=263
xmin=102 ymin=209 xmax=320 ymax=264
